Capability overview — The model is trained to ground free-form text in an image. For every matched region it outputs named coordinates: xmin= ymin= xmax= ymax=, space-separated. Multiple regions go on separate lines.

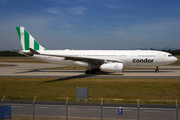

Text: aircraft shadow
xmin=45 ymin=74 xmax=94 ymax=82
xmin=15 ymin=70 xmax=84 ymax=74
xmin=0 ymin=64 xmax=17 ymax=67
xmin=15 ymin=67 xmax=117 ymax=74
xmin=45 ymin=71 xmax=122 ymax=82
xmin=14 ymin=66 xmax=83 ymax=74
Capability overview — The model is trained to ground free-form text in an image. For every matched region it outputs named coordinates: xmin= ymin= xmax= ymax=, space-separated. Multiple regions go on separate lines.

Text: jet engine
xmin=100 ymin=63 xmax=123 ymax=72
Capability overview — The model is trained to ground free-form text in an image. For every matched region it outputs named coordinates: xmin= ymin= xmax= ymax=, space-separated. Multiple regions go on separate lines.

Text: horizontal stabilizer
xmin=29 ymin=48 xmax=40 ymax=54
xmin=6 ymin=49 xmax=33 ymax=56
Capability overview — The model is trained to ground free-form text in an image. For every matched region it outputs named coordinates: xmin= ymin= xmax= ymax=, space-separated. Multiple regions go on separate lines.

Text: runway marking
xmin=36 ymin=107 xmax=49 ymax=109
xmin=144 ymin=110 xmax=162 ymax=112
xmin=115 ymin=109 xmax=132 ymax=112
xmin=122 ymin=110 xmax=133 ymax=112
xmin=61 ymin=108 xmax=75 ymax=110
xmin=88 ymin=109 xmax=100 ymax=111
xmin=11 ymin=106 xmax=22 ymax=108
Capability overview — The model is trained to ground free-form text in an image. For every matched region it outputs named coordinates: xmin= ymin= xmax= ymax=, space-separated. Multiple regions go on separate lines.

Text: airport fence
xmin=1 ymin=96 xmax=180 ymax=120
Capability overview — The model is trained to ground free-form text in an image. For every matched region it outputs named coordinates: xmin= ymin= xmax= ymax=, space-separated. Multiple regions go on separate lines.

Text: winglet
xmin=29 ymin=48 xmax=40 ymax=54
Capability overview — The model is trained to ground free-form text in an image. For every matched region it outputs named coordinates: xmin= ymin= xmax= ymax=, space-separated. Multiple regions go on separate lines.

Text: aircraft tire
xmin=91 ymin=69 xmax=96 ymax=74
xmin=96 ymin=67 xmax=100 ymax=72
xmin=85 ymin=70 xmax=90 ymax=74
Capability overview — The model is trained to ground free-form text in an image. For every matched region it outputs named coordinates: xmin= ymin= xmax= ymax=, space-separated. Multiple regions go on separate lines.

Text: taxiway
xmin=0 ymin=62 xmax=180 ymax=78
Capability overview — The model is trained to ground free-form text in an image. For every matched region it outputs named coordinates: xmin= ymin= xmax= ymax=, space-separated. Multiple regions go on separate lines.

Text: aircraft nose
xmin=173 ymin=56 xmax=178 ymax=62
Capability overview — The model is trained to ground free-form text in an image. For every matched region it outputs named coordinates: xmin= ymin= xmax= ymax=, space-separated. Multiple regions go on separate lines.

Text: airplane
xmin=15 ymin=27 xmax=178 ymax=74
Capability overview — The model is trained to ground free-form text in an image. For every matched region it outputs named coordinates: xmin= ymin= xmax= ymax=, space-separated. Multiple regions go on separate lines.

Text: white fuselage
xmin=31 ymin=49 xmax=177 ymax=68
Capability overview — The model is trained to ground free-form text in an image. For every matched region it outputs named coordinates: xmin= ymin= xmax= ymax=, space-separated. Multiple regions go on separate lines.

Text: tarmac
xmin=0 ymin=61 xmax=180 ymax=119
xmin=0 ymin=62 xmax=180 ymax=78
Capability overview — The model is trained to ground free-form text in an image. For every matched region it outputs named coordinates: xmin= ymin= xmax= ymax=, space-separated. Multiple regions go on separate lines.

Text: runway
xmin=3 ymin=100 xmax=179 ymax=120
xmin=0 ymin=62 xmax=180 ymax=78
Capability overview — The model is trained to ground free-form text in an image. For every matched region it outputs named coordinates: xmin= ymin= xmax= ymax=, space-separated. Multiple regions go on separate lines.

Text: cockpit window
xmin=168 ymin=54 xmax=173 ymax=57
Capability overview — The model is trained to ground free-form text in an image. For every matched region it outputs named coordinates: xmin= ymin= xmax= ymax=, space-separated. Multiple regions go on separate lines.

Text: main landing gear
xmin=85 ymin=68 xmax=100 ymax=74
xmin=155 ymin=66 xmax=159 ymax=72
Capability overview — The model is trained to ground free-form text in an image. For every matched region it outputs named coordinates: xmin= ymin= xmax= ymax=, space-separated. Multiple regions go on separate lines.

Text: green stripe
xmin=16 ymin=27 xmax=21 ymax=41
xmin=34 ymin=40 xmax=39 ymax=50
xmin=24 ymin=29 xmax=29 ymax=50
xmin=44 ymin=48 xmax=48 ymax=50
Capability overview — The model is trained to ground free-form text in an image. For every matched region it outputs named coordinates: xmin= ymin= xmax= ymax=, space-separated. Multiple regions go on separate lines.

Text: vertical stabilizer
xmin=16 ymin=27 xmax=48 ymax=51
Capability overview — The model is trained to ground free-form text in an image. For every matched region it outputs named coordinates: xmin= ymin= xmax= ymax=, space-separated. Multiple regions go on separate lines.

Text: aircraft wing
xmin=44 ymin=54 xmax=124 ymax=64
xmin=29 ymin=48 xmax=124 ymax=64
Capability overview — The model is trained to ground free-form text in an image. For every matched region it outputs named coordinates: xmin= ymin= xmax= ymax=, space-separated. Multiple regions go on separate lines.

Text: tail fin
xmin=16 ymin=27 xmax=48 ymax=51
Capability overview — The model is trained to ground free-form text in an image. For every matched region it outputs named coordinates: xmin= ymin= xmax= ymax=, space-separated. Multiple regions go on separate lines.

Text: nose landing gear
xmin=155 ymin=66 xmax=159 ymax=72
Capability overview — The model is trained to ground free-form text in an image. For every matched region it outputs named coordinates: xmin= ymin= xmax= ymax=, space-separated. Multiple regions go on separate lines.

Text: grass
xmin=0 ymin=78 xmax=180 ymax=104
xmin=0 ymin=57 xmax=48 ymax=63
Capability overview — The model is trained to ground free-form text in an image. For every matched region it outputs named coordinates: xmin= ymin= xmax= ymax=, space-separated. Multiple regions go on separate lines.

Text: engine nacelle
xmin=100 ymin=63 xmax=123 ymax=72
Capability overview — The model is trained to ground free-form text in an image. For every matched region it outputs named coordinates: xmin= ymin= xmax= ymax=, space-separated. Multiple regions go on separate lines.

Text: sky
xmin=0 ymin=0 xmax=180 ymax=50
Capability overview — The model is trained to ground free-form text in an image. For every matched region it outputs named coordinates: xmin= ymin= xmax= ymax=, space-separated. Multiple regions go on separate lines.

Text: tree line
xmin=0 ymin=49 xmax=180 ymax=57
xmin=162 ymin=49 xmax=180 ymax=55
xmin=0 ymin=51 xmax=26 ymax=57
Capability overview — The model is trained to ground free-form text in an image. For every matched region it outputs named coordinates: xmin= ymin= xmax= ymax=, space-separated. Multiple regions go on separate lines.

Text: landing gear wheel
xmin=155 ymin=66 xmax=159 ymax=72
xmin=91 ymin=69 xmax=96 ymax=74
xmin=85 ymin=70 xmax=90 ymax=74
xmin=96 ymin=67 xmax=100 ymax=72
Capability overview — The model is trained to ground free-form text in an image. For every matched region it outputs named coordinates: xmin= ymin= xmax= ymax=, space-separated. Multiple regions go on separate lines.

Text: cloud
xmin=0 ymin=0 xmax=7 ymax=4
xmin=76 ymin=0 xmax=89 ymax=2
xmin=61 ymin=24 xmax=71 ymax=28
xmin=67 ymin=7 xmax=87 ymax=15
xmin=46 ymin=7 xmax=62 ymax=14
xmin=104 ymin=4 xmax=120 ymax=9
xmin=45 ymin=6 xmax=87 ymax=16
